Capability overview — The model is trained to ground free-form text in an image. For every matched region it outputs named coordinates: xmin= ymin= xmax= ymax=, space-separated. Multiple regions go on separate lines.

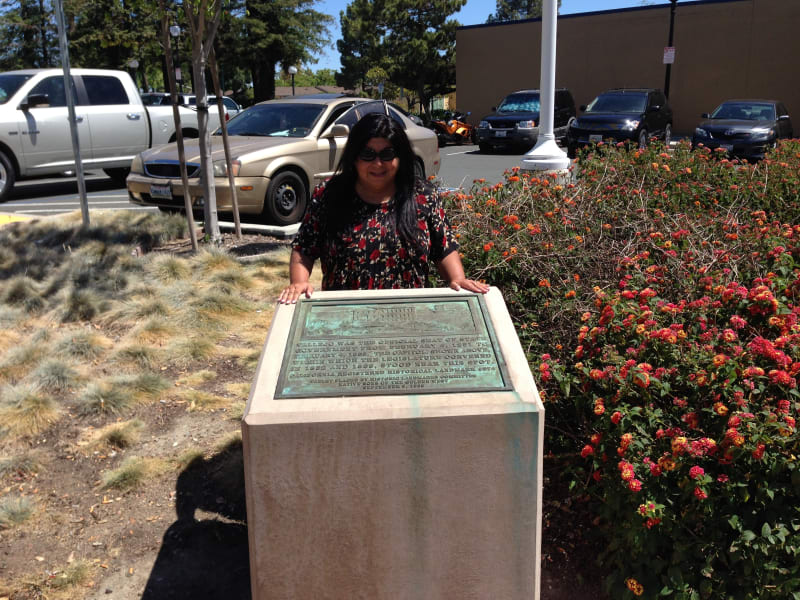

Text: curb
xmin=0 ymin=212 xmax=34 ymax=226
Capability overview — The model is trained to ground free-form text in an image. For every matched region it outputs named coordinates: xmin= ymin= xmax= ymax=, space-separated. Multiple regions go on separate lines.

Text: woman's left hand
xmin=448 ymin=278 xmax=490 ymax=294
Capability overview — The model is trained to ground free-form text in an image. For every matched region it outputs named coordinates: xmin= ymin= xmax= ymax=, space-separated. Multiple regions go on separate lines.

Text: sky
xmin=310 ymin=0 xmax=673 ymax=72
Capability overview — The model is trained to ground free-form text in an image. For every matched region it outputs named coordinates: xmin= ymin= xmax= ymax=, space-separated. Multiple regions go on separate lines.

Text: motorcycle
xmin=427 ymin=111 xmax=476 ymax=147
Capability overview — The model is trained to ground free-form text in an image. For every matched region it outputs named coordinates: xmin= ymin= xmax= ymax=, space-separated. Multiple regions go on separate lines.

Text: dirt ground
xmin=0 ymin=231 xmax=607 ymax=600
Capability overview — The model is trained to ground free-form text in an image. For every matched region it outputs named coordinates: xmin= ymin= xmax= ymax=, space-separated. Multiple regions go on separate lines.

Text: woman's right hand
xmin=278 ymin=282 xmax=314 ymax=304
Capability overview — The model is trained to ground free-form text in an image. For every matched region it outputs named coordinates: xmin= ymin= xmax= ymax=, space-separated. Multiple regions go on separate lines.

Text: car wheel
xmin=103 ymin=167 xmax=130 ymax=185
xmin=664 ymin=123 xmax=672 ymax=147
xmin=264 ymin=170 xmax=307 ymax=226
xmin=478 ymin=143 xmax=491 ymax=154
xmin=0 ymin=150 xmax=15 ymax=202
xmin=638 ymin=129 xmax=649 ymax=149
xmin=413 ymin=159 xmax=425 ymax=181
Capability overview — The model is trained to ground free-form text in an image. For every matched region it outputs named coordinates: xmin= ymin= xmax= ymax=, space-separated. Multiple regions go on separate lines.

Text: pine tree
xmin=486 ymin=0 xmax=560 ymax=23
xmin=0 ymin=0 xmax=57 ymax=70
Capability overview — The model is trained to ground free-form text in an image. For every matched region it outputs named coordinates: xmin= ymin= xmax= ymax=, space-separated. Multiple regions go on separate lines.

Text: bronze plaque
xmin=274 ymin=294 xmax=512 ymax=398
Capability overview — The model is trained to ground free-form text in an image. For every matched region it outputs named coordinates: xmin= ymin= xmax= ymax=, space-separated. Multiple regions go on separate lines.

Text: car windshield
xmin=586 ymin=93 xmax=647 ymax=114
xmin=710 ymin=102 xmax=775 ymax=121
xmin=222 ymin=103 xmax=325 ymax=137
xmin=497 ymin=93 xmax=540 ymax=113
xmin=0 ymin=74 xmax=33 ymax=105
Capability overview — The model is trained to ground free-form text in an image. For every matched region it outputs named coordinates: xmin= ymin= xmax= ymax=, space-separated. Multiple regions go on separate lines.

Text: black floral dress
xmin=294 ymin=180 xmax=459 ymax=290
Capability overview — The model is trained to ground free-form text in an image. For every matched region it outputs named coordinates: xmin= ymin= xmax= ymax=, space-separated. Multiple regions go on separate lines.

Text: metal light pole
xmin=169 ymin=24 xmax=182 ymax=93
xmin=520 ymin=0 xmax=570 ymax=172
xmin=288 ymin=66 xmax=297 ymax=96
xmin=54 ymin=0 xmax=89 ymax=226
xmin=664 ymin=0 xmax=678 ymax=99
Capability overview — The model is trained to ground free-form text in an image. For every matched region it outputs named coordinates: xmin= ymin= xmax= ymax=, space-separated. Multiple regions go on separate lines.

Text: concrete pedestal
xmin=242 ymin=287 xmax=544 ymax=599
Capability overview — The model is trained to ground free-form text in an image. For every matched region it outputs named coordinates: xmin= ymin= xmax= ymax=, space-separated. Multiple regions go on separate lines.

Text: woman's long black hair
xmin=323 ymin=112 xmax=421 ymax=245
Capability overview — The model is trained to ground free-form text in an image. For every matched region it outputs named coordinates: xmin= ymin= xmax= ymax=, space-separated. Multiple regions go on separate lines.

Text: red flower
xmin=611 ymin=411 xmax=623 ymax=425
xmin=689 ymin=466 xmax=705 ymax=480
xmin=694 ymin=487 xmax=708 ymax=500
xmin=581 ymin=445 xmax=595 ymax=458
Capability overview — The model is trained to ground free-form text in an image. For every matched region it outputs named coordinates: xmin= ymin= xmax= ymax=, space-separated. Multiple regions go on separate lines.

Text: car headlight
xmin=130 ymin=154 xmax=144 ymax=174
xmin=749 ymin=127 xmax=774 ymax=139
xmin=517 ymin=120 xmax=536 ymax=129
xmin=694 ymin=128 xmax=710 ymax=138
xmin=621 ymin=119 xmax=640 ymax=131
xmin=212 ymin=159 xmax=241 ymax=177
xmin=478 ymin=120 xmax=490 ymax=129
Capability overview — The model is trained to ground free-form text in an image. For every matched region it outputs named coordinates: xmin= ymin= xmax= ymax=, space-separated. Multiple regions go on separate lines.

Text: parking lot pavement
xmin=436 ymin=144 xmax=535 ymax=189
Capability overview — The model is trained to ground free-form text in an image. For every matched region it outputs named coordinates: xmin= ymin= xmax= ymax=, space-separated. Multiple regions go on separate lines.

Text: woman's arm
xmin=437 ymin=251 xmax=489 ymax=293
xmin=278 ymin=248 xmax=316 ymax=304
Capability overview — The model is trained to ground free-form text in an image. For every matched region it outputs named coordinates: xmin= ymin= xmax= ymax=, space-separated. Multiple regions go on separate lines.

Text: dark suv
xmin=475 ymin=88 xmax=576 ymax=153
xmin=567 ymin=88 xmax=672 ymax=156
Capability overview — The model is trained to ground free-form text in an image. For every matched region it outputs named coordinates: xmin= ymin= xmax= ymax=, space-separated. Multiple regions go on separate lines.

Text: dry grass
xmin=228 ymin=401 xmax=246 ymax=421
xmin=47 ymin=559 xmax=92 ymax=591
xmin=115 ymin=372 xmax=171 ymax=401
xmin=224 ymin=382 xmax=251 ymax=400
xmin=111 ymin=343 xmax=163 ymax=370
xmin=147 ymin=253 xmax=192 ymax=282
xmin=180 ymin=389 xmax=231 ymax=411
xmin=1 ymin=275 xmax=45 ymax=313
xmin=78 ymin=379 xmax=137 ymax=416
xmin=0 ymin=495 xmax=35 ymax=528
xmin=0 ymin=341 xmax=46 ymax=382
xmin=53 ymin=329 xmax=112 ymax=361
xmin=29 ymin=358 xmax=79 ymax=392
xmin=100 ymin=456 xmax=168 ymax=491
xmin=0 ymin=329 xmax=22 ymax=356
xmin=213 ymin=430 xmax=242 ymax=453
xmin=0 ymin=383 xmax=61 ymax=437
xmin=177 ymin=370 xmax=217 ymax=386
xmin=0 ymin=451 xmax=43 ymax=477
xmin=129 ymin=317 xmax=176 ymax=344
xmin=97 ymin=419 xmax=146 ymax=449
xmin=166 ymin=336 xmax=218 ymax=367
xmin=192 ymin=247 xmax=240 ymax=274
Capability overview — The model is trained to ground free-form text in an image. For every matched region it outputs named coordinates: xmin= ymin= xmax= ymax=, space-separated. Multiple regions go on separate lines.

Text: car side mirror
xmin=701 ymin=113 xmax=710 ymax=119
xmin=322 ymin=123 xmax=350 ymax=139
xmin=20 ymin=93 xmax=50 ymax=110
xmin=579 ymin=105 xmax=586 ymax=112
xmin=649 ymin=105 xmax=661 ymax=112
xmin=778 ymin=114 xmax=790 ymax=120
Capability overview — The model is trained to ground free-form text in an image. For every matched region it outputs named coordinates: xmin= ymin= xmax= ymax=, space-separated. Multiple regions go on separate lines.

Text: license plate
xmin=150 ymin=183 xmax=172 ymax=200
xmin=720 ymin=143 xmax=733 ymax=152
xmin=494 ymin=130 xmax=507 ymax=138
xmin=589 ymin=134 xmax=603 ymax=143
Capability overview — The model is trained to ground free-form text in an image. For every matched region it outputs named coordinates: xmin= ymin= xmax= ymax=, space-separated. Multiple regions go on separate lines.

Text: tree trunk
xmin=191 ymin=45 xmax=220 ymax=242
xmin=252 ymin=60 xmax=276 ymax=103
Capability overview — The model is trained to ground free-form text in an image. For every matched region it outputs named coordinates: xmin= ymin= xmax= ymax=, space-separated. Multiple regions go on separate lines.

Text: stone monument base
xmin=242 ymin=288 xmax=544 ymax=599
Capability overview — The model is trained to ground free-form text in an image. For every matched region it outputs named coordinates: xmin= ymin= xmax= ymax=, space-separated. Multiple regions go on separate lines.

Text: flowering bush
xmin=445 ymin=140 xmax=800 ymax=598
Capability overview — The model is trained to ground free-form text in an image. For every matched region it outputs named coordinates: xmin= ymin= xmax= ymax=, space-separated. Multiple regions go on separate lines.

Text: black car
xmin=691 ymin=99 xmax=793 ymax=161
xmin=567 ymin=88 xmax=672 ymax=156
xmin=475 ymin=88 xmax=576 ymax=153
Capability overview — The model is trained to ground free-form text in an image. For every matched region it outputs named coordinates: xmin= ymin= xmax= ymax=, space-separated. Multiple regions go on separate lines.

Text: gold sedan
xmin=127 ymin=96 xmax=440 ymax=225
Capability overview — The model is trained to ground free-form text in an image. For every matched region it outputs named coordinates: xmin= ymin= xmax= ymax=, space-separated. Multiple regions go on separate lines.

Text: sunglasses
xmin=357 ymin=147 xmax=397 ymax=162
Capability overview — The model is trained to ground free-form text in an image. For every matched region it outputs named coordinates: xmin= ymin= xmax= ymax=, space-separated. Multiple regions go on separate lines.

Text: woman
xmin=278 ymin=112 xmax=488 ymax=304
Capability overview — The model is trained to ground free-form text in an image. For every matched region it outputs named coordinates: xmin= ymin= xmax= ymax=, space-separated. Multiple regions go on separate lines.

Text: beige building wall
xmin=457 ymin=0 xmax=800 ymax=135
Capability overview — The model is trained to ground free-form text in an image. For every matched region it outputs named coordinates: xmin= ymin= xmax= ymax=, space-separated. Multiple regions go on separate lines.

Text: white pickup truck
xmin=0 ymin=68 xmax=221 ymax=201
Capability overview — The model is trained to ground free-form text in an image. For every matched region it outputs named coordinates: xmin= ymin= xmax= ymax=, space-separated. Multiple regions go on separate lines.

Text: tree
xmin=486 ymin=0 xmax=560 ymax=23
xmin=383 ymin=0 xmax=464 ymax=117
xmin=242 ymin=0 xmax=332 ymax=102
xmin=336 ymin=0 xmax=385 ymax=92
xmin=0 ymin=0 xmax=57 ymax=70
xmin=275 ymin=67 xmax=337 ymax=87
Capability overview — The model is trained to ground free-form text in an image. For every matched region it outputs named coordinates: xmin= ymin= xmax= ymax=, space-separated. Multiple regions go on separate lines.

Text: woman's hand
xmin=278 ymin=282 xmax=314 ymax=304
xmin=448 ymin=278 xmax=490 ymax=294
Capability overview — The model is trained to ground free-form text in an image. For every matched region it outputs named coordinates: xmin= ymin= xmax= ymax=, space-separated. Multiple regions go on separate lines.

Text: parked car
xmin=567 ymin=88 xmax=672 ymax=156
xmin=691 ymin=99 xmax=793 ymax=161
xmin=0 ymin=69 xmax=221 ymax=200
xmin=127 ymin=97 xmax=440 ymax=226
xmin=475 ymin=88 xmax=576 ymax=153
xmin=141 ymin=91 xmax=195 ymax=106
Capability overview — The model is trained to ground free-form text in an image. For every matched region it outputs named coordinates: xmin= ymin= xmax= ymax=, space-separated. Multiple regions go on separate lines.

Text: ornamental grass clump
xmin=448 ymin=140 xmax=800 ymax=599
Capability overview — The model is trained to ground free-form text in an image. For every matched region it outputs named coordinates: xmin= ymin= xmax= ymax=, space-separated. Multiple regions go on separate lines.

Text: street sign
xmin=663 ymin=46 xmax=675 ymax=64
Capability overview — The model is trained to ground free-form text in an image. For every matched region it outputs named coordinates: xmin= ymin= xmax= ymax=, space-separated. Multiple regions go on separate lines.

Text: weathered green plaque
xmin=275 ymin=294 xmax=512 ymax=398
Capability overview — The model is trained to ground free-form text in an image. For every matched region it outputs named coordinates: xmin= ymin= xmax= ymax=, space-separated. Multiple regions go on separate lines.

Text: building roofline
xmin=457 ymin=0 xmax=749 ymax=31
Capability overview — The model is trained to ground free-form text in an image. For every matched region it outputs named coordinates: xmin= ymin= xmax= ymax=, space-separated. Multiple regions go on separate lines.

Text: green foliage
xmin=486 ymin=0 xmax=561 ymax=23
xmin=337 ymin=0 xmax=463 ymax=113
xmin=275 ymin=67 xmax=338 ymax=87
xmin=449 ymin=140 xmax=800 ymax=599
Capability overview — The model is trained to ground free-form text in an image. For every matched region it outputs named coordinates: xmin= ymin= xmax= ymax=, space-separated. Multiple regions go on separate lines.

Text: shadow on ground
xmin=142 ymin=439 xmax=251 ymax=600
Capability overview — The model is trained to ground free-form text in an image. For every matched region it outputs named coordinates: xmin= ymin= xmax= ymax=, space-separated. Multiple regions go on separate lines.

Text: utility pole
xmin=664 ymin=0 xmax=678 ymax=99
